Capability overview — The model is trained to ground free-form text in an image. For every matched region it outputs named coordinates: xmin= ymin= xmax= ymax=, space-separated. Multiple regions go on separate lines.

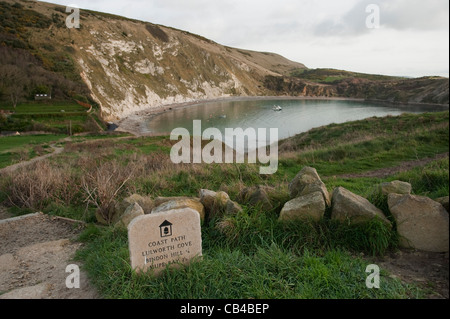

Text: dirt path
xmin=334 ymin=152 xmax=449 ymax=179
xmin=0 ymin=144 xmax=64 ymax=175
xmin=0 ymin=135 xmax=76 ymax=175
xmin=371 ymin=250 xmax=449 ymax=299
xmin=0 ymin=213 xmax=99 ymax=299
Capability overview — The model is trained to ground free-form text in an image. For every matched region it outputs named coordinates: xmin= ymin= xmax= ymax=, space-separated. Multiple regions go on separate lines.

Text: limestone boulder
xmin=279 ymin=191 xmax=326 ymax=222
xmin=388 ymin=194 xmax=449 ymax=252
xmin=216 ymin=191 xmax=231 ymax=207
xmin=199 ymin=189 xmax=230 ymax=212
xmin=331 ymin=187 xmax=390 ymax=226
xmin=115 ymin=202 xmax=144 ymax=229
xmin=99 ymin=194 xmax=153 ymax=225
xmin=225 ymin=199 xmax=243 ymax=215
xmin=199 ymin=189 xmax=238 ymax=220
xmin=153 ymin=196 xmax=196 ymax=208
xmin=238 ymin=185 xmax=275 ymax=209
xmin=380 ymin=180 xmax=412 ymax=195
xmin=151 ymin=198 xmax=205 ymax=222
xmin=112 ymin=194 xmax=154 ymax=224
xmin=288 ymin=166 xmax=330 ymax=206
xmin=199 ymin=189 xmax=219 ymax=209
xmin=434 ymin=196 xmax=449 ymax=213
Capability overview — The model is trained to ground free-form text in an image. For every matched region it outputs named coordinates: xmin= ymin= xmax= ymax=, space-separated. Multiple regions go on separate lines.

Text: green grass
xmin=67 ymin=132 xmax=132 ymax=143
xmin=395 ymin=157 xmax=449 ymax=199
xmin=43 ymin=202 xmax=96 ymax=222
xmin=208 ymin=204 xmax=398 ymax=256
xmin=290 ymin=68 xmax=403 ymax=83
xmin=75 ymin=215 xmax=419 ymax=299
xmin=1 ymin=111 xmax=448 ymax=299
xmin=0 ymin=101 xmax=103 ymax=134
xmin=278 ymin=112 xmax=449 ymax=179
xmin=72 ymin=111 xmax=446 ymax=299
xmin=280 ymin=112 xmax=449 ymax=148
xmin=0 ymin=102 xmax=87 ymax=114
xmin=322 ymin=157 xmax=449 ymax=202
xmin=0 ymin=134 xmax=64 ymax=153
xmin=0 ymin=134 xmax=65 ymax=168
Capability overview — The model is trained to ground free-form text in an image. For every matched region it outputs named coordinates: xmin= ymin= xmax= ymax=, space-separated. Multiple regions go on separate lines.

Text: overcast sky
xmin=42 ymin=0 xmax=449 ymax=77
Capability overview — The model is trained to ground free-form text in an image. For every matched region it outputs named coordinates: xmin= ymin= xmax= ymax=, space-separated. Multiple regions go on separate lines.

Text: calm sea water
xmin=143 ymin=99 xmax=448 ymax=147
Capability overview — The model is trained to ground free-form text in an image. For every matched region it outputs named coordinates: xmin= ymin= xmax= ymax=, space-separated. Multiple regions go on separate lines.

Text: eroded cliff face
xmin=75 ymin=28 xmax=250 ymax=120
xmin=263 ymin=76 xmax=338 ymax=97
xmin=3 ymin=0 xmax=304 ymax=121
xmin=264 ymin=75 xmax=449 ymax=105
xmin=33 ymin=5 xmax=304 ymax=121
xmin=3 ymin=0 xmax=446 ymax=123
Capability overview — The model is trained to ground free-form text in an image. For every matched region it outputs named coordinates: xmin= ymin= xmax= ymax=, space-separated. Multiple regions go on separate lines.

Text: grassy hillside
xmin=278 ymin=111 xmax=449 ymax=178
xmin=0 ymin=133 xmax=65 ymax=168
xmin=0 ymin=111 xmax=447 ymax=299
xmin=0 ymin=1 xmax=91 ymax=104
xmin=0 ymin=0 xmax=448 ymax=300
xmin=0 ymin=0 xmax=306 ymax=121
xmin=291 ymin=68 xmax=403 ymax=83
xmin=0 ymin=100 xmax=106 ymax=134
xmin=266 ymin=69 xmax=449 ymax=104
xmin=1 ymin=0 xmax=447 ymax=126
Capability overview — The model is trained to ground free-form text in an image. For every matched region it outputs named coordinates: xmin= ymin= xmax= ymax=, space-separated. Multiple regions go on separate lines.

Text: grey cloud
xmin=381 ymin=0 xmax=449 ymax=31
xmin=314 ymin=0 xmax=449 ymax=37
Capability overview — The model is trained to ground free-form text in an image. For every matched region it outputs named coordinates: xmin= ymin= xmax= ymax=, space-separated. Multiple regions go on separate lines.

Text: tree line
xmin=0 ymin=45 xmax=89 ymax=108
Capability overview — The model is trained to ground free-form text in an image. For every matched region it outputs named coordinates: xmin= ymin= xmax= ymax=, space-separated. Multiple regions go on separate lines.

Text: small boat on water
xmin=273 ymin=105 xmax=282 ymax=111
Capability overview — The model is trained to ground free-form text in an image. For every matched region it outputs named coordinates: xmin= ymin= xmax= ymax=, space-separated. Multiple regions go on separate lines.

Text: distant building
xmin=1 ymin=131 xmax=20 ymax=136
xmin=34 ymin=94 xmax=52 ymax=100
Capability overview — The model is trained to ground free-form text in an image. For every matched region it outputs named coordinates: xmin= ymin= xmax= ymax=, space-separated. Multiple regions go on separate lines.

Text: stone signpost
xmin=128 ymin=208 xmax=202 ymax=275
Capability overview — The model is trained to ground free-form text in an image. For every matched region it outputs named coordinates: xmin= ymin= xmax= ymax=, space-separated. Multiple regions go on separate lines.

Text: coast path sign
xmin=128 ymin=208 xmax=202 ymax=275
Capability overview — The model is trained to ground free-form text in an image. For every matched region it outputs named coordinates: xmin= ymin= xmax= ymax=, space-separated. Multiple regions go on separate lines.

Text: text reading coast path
xmin=128 ymin=208 xmax=202 ymax=275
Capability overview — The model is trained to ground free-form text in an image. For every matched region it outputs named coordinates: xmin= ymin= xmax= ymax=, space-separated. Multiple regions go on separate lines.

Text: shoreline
xmin=114 ymin=95 xmax=449 ymax=137
xmin=133 ymin=95 xmax=367 ymax=117
xmin=115 ymin=96 xmax=366 ymax=136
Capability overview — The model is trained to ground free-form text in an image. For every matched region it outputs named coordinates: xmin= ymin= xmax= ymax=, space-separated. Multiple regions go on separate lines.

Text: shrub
xmin=81 ymin=159 xmax=138 ymax=224
xmin=3 ymin=160 xmax=74 ymax=210
xmin=145 ymin=24 xmax=169 ymax=43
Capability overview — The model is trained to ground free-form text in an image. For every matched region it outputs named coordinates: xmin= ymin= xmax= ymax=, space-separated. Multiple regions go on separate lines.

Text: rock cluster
xmin=198 ymin=189 xmax=243 ymax=219
xmin=110 ymin=189 xmax=243 ymax=229
xmin=388 ymin=194 xmax=449 ymax=252
xmin=280 ymin=166 xmax=329 ymax=222
xmin=105 ymin=166 xmax=449 ymax=253
xmin=278 ymin=166 xmax=449 ymax=253
xmin=331 ymin=186 xmax=390 ymax=226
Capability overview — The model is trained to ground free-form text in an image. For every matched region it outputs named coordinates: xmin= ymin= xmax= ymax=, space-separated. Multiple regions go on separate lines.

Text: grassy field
xmin=0 ymin=101 xmax=105 ymax=134
xmin=0 ymin=102 xmax=87 ymax=113
xmin=290 ymin=68 xmax=404 ymax=83
xmin=0 ymin=134 xmax=66 ymax=169
xmin=75 ymin=224 xmax=420 ymax=299
xmin=0 ymin=111 xmax=448 ymax=299
xmin=277 ymin=112 xmax=449 ymax=177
